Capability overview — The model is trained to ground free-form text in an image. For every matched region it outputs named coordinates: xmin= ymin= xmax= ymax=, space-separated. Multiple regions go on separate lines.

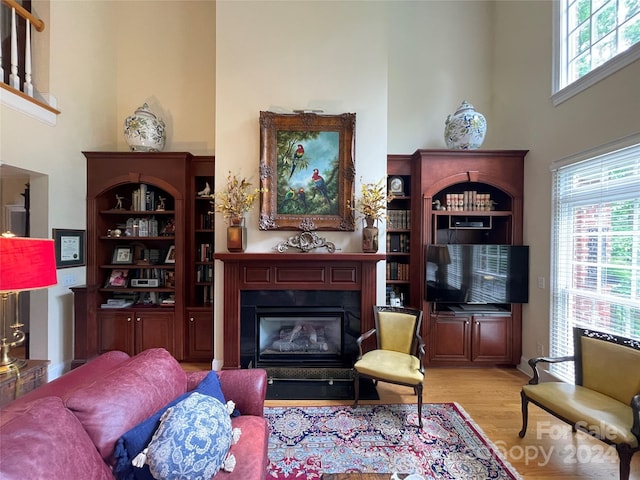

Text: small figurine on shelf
xmin=432 ymin=199 xmax=445 ymax=211
xmin=488 ymin=199 xmax=498 ymax=211
xmin=156 ymin=196 xmax=166 ymax=211
xmin=115 ymin=194 xmax=125 ymax=210
xmin=197 ymin=182 xmax=211 ymax=197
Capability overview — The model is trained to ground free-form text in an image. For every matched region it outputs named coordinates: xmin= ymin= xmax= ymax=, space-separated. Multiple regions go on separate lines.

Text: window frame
xmin=549 ymin=133 xmax=640 ymax=381
xmin=552 ymin=0 xmax=640 ymax=106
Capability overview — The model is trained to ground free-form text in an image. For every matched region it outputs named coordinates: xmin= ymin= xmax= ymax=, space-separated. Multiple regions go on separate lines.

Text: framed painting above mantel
xmin=258 ymin=111 xmax=356 ymax=231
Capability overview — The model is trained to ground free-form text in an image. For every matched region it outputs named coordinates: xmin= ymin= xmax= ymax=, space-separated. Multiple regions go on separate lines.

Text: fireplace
xmin=240 ymin=290 xmax=362 ymax=371
xmin=257 ymin=308 xmax=345 ymax=365
xmin=215 ymin=253 xmax=385 ymax=370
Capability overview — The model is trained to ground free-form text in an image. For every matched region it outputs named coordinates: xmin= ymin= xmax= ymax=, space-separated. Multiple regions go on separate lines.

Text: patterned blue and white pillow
xmin=145 ymin=392 xmax=236 ymax=480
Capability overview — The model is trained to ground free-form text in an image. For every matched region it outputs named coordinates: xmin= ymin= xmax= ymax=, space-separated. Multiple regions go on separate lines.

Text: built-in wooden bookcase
xmin=413 ymin=149 xmax=528 ymax=366
xmin=72 ymin=152 xmax=214 ymax=365
xmin=187 ymin=156 xmax=215 ymax=361
xmin=386 ymin=155 xmax=415 ymax=308
xmin=386 ymin=149 xmax=527 ymax=367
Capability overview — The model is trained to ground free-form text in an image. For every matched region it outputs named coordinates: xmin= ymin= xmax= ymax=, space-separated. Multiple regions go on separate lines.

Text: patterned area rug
xmin=265 ymin=403 xmax=521 ymax=480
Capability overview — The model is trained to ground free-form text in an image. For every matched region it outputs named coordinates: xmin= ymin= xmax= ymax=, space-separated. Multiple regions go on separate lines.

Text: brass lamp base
xmin=0 ymin=357 xmax=28 ymax=376
xmin=0 ymin=339 xmax=27 ymax=376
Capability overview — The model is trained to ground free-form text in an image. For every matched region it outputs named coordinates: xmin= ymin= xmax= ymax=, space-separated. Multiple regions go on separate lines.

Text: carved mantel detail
xmin=215 ymin=253 xmax=385 ymax=369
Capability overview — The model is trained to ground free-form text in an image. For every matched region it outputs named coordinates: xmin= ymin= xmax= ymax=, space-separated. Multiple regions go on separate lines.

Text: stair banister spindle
xmin=23 ymin=19 xmax=32 ymax=97
xmin=9 ymin=7 xmax=20 ymax=90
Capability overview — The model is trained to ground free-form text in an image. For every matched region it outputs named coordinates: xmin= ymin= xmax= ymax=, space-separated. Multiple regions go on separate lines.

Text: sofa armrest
xmin=218 ymin=369 xmax=267 ymax=417
xmin=186 ymin=369 xmax=267 ymax=417
xmin=632 ymin=393 xmax=640 ymax=442
xmin=527 ymin=355 xmax=575 ymax=385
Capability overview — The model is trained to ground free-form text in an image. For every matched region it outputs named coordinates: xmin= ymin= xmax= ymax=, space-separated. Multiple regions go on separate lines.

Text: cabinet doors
xmin=98 ymin=310 xmax=174 ymax=356
xmin=186 ymin=309 xmax=213 ymax=361
xmin=429 ymin=314 xmax=512 ymax=365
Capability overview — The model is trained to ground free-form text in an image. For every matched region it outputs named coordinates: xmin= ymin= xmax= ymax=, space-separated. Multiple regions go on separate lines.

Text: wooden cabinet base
xmin=0 ymin=360 xmax=50 ymax=406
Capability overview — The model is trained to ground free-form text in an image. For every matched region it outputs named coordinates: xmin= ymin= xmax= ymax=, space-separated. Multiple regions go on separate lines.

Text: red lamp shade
xmin=0 ymin=237 xmax=57 ymax=292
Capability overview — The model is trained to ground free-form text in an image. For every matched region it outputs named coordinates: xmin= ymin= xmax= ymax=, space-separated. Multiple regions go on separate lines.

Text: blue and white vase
xmin=124 ymin=103 xmax=166 ymax=152
xmin=444 ymin=100 xmax=487 ymax=150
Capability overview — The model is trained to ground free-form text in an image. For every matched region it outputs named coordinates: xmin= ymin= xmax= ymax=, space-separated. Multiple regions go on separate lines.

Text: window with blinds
xmin=550 ymin=139 xmax=640 ymax=382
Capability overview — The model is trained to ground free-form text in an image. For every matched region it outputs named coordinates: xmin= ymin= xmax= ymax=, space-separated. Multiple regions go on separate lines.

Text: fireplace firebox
xmin=257 ymin=307 xmax=345 ymax=366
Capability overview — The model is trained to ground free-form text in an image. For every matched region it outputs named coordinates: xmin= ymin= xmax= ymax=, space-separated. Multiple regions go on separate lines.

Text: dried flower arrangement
xmin=350 ymin=177 xmax=394 ymax=224
xmin=210 ymin=172 xmax=264 ymax=225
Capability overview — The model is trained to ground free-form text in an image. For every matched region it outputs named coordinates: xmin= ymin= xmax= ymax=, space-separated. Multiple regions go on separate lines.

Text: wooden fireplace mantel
xmin=215 ymin=252 xmax=385 ymax=369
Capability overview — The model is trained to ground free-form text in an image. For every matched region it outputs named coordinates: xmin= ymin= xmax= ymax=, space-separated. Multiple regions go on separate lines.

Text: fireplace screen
xmin=257 ymin=310 xmax=343 ymax=364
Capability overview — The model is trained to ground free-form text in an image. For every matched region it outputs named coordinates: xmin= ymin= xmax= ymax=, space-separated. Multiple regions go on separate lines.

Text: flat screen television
xmin=425 ymin=244 xmax=529 ymax=304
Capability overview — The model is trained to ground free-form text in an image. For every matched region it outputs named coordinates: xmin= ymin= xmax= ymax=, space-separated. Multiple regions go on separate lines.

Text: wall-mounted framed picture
xmin=258 ymin=111 xmax=356 ymax=231
xmin=112 ymin=245 xmax=134 ymax=265
xmin=164 ymin=245 xmax=176 ymax=264
xmin=53 ymin=228 xmax=86 ymax=268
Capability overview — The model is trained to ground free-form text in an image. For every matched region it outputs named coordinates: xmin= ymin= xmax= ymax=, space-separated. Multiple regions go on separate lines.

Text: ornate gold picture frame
xmin=258 ymin=111 xmax=356 ymax=231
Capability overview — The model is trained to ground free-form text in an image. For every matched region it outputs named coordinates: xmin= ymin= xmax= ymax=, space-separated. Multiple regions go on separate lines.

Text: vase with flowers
xmin=210 ymin=172 xmax=262 ymax=252
xmin=351 ymin=177 xmax=394 ymax=253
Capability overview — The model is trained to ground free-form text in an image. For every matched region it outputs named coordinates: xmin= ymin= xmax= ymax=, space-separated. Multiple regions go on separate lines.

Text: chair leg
xmin=416 ymin=382 xmax=423 ymax=428
xmin=353 ymin=370 xmax=360 ymax=407
xmin=616 ymin=444 xmax=633 ymax=480
xmin=518 ymin=390 xmax=529 ymax=438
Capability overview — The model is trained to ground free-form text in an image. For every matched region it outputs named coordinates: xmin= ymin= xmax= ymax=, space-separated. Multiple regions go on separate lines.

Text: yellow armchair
xmin=353 ymin=306 xmax=425 ymax=427
xmin=519 ymin=327 xmax=640 ymax=480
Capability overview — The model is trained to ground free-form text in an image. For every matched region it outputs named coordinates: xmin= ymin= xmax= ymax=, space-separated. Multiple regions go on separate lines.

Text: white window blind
xmin=550 ymin=141 xmax=640 ymax=381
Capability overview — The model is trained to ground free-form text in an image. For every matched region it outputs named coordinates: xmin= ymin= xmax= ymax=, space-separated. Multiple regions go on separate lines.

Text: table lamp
xmin=0 ymin=233 xmax=57 ymax=374
xmin=427 ymin=245 xmax=451 ymax=287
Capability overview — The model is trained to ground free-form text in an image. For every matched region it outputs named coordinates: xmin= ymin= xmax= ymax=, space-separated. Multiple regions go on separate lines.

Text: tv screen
xmin=425 ymin=244 xmax=529 ymax=304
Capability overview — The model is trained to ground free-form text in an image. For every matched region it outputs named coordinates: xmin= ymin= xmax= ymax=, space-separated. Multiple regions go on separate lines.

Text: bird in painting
xmin=297 ymin=188 xmax=307 ymax=210
xmin=311 ymin=168 xmax=331 ymax=205
xmin=282 ymin=187 xmax=296 ymax=208
xmin=289 ymin=144 xmax=304 ymax=179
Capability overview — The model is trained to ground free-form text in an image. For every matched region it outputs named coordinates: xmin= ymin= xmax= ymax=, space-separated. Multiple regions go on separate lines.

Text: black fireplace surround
xmin=240 ymin=290 xmax=361 ymax=371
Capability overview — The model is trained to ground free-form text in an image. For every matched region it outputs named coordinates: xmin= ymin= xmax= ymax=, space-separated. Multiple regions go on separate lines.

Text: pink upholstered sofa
xmin=0 ymin=348 xmax=269 ymax=480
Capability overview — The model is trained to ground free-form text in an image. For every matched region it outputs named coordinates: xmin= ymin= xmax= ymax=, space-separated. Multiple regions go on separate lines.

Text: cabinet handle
xmin=127 ymin=317 xmax=132 ymax=322
xmin=465 ymin=320 xmax=469 ymax=325
xmin=476 ymin=321 xmax=480 ymax=325
xmin=189 ymin=317 xmax=194 ymax=322
xmin=136 ymin=317 xmax=141 ymax=322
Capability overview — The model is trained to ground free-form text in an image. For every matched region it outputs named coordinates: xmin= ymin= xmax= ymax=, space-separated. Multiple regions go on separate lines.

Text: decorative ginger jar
xmin=123 ymin=103 xmax=166 ymax=152
xmin=444 ymin=100 xmax=487 ymax=150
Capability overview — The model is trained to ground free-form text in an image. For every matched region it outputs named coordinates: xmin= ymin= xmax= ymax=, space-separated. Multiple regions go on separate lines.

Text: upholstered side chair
xmin=353 ymin=305 xmax=425 ymax=427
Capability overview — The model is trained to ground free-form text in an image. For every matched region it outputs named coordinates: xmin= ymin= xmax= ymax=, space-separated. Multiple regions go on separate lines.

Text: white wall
xmin=214 ymin=0 xmax=494 ymax=367
xmin=1 ymin=0 xmax=215 ymax=375
xmin=387 ymin=1 xmax=493 ymax=151
xmin=1 ymin=0 xmax=118 ymax=376
xmin=492 ymin=0 xmax=640 ymax=368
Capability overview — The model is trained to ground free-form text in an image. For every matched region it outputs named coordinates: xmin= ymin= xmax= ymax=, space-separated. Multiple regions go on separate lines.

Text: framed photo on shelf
xmin=112 ymin=246 xmax=134 ymax=264
xmin=105 ymin=269 xmax=129 ymax=288
xmin=164 ymin=270 xmax=175 ymax=288
xmin=258 ymin=111 xmax=356 ymax=231
xmin=164 ymin=245 xmax=176 ymax=264
xmin=53 ymin=228 xmax=86 ymax=268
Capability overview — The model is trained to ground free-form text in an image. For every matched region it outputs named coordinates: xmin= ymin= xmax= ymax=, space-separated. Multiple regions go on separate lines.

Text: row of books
xmin=442 ymin=192 xmax=494 ymax=211
xmin=387 ymin=233 xmax=410 ymax=253
xmin=131 ymin=184 xmax=161 ymax=211
xmin=198 ymin=243 xmax=213 ymax=262
xmin=387 ymin=209 xmax=411 ymax=230
xmin=386 ymin=261 xmax=410 ymax=281
xmin=196 ymin=264 xmax=213 ymax=283
xmin=198 ymin=213 xmax=214 ymax=229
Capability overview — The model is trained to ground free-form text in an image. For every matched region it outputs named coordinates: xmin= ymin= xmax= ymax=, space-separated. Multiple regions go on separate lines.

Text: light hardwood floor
xmin=182 ymin=363 xmax=639 ymax=480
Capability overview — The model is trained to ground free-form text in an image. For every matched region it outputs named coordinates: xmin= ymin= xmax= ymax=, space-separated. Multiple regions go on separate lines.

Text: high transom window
xmin=553 ymin=0 xmax=640 ymax=104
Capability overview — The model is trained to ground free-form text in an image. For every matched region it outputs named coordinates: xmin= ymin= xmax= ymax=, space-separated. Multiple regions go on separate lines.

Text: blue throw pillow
xmin=113 ymin=371 xmax=230 ymax=480
xmin=146 ymin=393 xmax=235 ymax=480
